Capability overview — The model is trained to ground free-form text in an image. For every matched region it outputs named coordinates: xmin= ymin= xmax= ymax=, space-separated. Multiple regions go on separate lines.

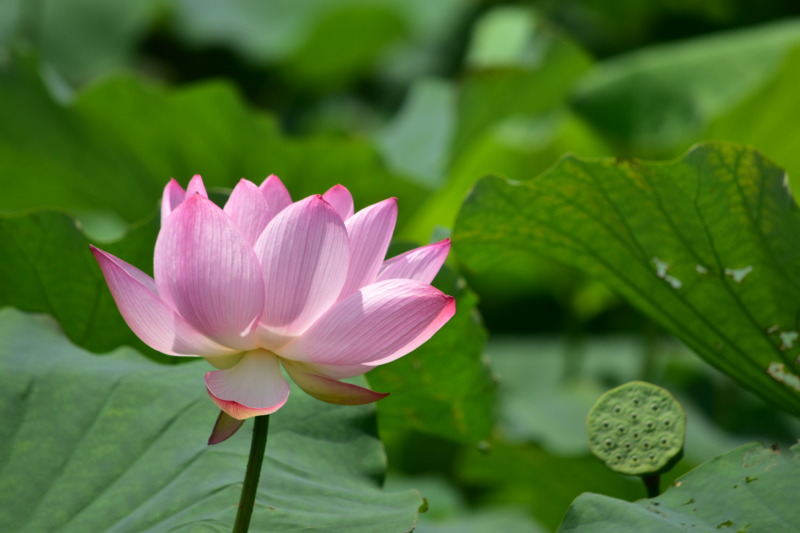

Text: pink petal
xmin=223 ymin=179 xmax=272 ymax=244
xmin=282 ymin=359 xmax=388 ymax=405
xmin=205 ymin=350 xmax=290 ymax=420
xmin=378 ymin=239 xmax=451 ymax=284
xmin=90 ymin=246 xmax=235 ymax=357
xmin=339 ymin=198 xmax=397 ymax=298
xmin=323 ymin=184 xmax=354 ymax=221
xmin=208 ymin=410 xmax=245 ymax=445
xmin=279 ymin=279 xmax=455 ymax=366
xmin=254 ymin=195 xmax=350 ymax=338
xmin=161 ymin=179 xmax=186 ymax=224
xmin=154 ymin=195 xmax=265 ymax=350
xmin=259 ymin=174 xmax=292 ymax=215
xmin=186 ymin=174 xmax=208 ymax=198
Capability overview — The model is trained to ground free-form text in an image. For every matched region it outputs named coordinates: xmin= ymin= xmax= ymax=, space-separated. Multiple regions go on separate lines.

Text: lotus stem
xmin=233 ymin=414 xmax=270 ymax=533
xmin=643 ymin=473 xmax=660 ymax=498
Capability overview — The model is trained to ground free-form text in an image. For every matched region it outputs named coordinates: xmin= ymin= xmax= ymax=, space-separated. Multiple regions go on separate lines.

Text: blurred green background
xmin=2 ymin=1 xmax=800 ymax=531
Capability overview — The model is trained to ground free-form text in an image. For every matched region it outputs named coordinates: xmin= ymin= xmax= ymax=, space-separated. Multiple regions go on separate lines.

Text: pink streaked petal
xmin=208 ymin=410 xmax=246 ymax=445
xmin=185 ymin=174 xmax=208 ymax=198
xmin=154 ymin=195 xmax=265 ymax=350
xmin=161 ymin=179 xmax=186 ymax=224
xmin=378 ymin=239 xmax=451 ymax=284
xmin=259 ymin=174 xmax=292 ymax=216
xmin=90 ymin=246 xmax=235 ymax=357
xmin=288 ymin=361 xmax=372 ymax=379
xmin=323 ymin=184 xmax=354 ymax=221
xmin=278 ymin=279 xmax=455 ymax=366
xmin=255 ymin=195 xmax=349 ymax=337
xmin=339 ymin=198 xmax=397 ymax=298
xmin=282 ymin=359 xmax=388 ymax=405
xmin=223 ymin=179 xmax=272 ymax=244
xmin=205 ymin=350 xmax=290 ymax=420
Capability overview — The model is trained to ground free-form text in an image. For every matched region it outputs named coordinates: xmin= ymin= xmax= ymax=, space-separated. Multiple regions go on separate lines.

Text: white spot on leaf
xmin=780 ymin=331 xmax=798 ymax=351
xmin=767 ymin=362 xmax=800 ymax=392
xmin=695 ymin=264 xmax=708 ymax=274
xmin=724 ymin=266 xmax=753 ymax=283
xmin=652 ymin=257 xmax=682 ymax=289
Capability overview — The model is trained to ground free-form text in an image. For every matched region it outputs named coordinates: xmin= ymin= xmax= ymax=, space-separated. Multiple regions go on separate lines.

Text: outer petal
xmin=185 ymin=174 xmax=208 ymax=198
xmin=224 ymin=179 xmax=272 ymax=244
xmin=161 ymin=179 xmax=186 ymax=224
xmin=378 ymin=239 xmax=450 ymax=284
xmin=279 ymin=279 xmax=455 ymax=366
xmin=154 ymin=195 xmax=265 ymax=350
xmin=255 ymin=195 xmax=349 ymax=338
xmin=339 ymin=198 xmax=397 ymax=298
xmin=282 ymin=360 xmax=388 ymax=405
xmin=90 ymin=246 xmax=235 ymax=357
xmin=259 ymin=174 xmax=292 ymax=215
xmin=205 ymin=350 xmax=290 ymax=420
xmin=323 ymin=184 xmax=354 ymax=221
xmin=208 ymin=411 xmax=245 ymax=445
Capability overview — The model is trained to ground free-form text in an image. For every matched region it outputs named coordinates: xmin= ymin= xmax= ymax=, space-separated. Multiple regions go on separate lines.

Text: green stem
xmin=232 ymin=414 xmax=270 ymax=533
xmin=642 ymin=473 xmax=660 ymax=498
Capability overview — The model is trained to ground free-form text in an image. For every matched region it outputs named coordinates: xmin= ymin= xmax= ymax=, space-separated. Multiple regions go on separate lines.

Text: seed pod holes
xmin=587 ymin=381 xmax=686 ymax=476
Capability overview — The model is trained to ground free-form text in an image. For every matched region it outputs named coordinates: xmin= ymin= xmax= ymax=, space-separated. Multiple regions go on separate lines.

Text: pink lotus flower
xmin=91 ymin=175 xmax=454 ymax=420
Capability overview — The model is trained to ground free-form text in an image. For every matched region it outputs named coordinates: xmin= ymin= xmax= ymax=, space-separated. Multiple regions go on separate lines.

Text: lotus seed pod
xmin=587 ymin=381 xmax=686 ymax=476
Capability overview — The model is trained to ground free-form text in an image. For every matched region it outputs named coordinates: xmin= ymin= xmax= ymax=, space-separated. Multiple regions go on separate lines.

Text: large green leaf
xmin=454 ymin=142 xmax=800 ymax=417
xmin=557 ymin=442 xmax=800 ymax=532
xmin=0 ymin=308 xmax=422 ymax=532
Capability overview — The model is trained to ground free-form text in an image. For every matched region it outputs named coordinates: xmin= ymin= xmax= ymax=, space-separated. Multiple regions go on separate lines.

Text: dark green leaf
xmin=454 ymin=142 xmax=800 ymax=417
xmin=0 ymin=55 xmax=425 ymax=229
xmin=0 ymin=211 xmax=165 ymax=361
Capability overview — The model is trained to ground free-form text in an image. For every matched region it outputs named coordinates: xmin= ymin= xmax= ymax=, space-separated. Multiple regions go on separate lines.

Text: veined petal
xmin=154 ymin=195 xmax=265 ymax=350
xmin=378 ymin=239 xmax=450 ymax=284
xmin=286 ymin=360 xmax=373 ymax=379
xmin=90 ymin=246 xmax=235 ymax=357
xmin=279 ymin=279 xmax=455 ymax=366
xmin=259 ymin=174 xmax=292 ymax=215
xmin=323 ymin=184 xmax=354 ymax=221
xmin=161 ymin=179 xmax=186 ymax=224
xmin=282 ymin=359 xmax=388 ymax=405
xmin=185 ymin=174 xmax=208 ymax=198
xmin=339 ymin=198 xmax=397 ymax=298
xmin=255 ymin=195 xmax=349 ymax=337
xmin=205 ymin=350 xmax=290 ymax=420
xmin=224 ymin=179 xmax=272 ymax=244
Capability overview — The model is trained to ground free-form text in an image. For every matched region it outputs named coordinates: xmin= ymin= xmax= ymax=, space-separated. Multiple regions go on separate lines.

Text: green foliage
xmin=0 ymin=308 xmax=422 ymax=532
xmin=455 ymin=142 xmax=800 ymax=418
xmin=2 ymin=3 xmax=800 ymax=531
xmin=558 ymin=442 xmax=800 ymax=532
xmin=571 ymin=19 xmax=800 ymax=156
xmin=0 ymin=54 xmax=425 ymax=231
xmin=587 ymin=382 xmax=686 ymax=476
xmin=0 ymin=211 xmax=162 ymax=360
